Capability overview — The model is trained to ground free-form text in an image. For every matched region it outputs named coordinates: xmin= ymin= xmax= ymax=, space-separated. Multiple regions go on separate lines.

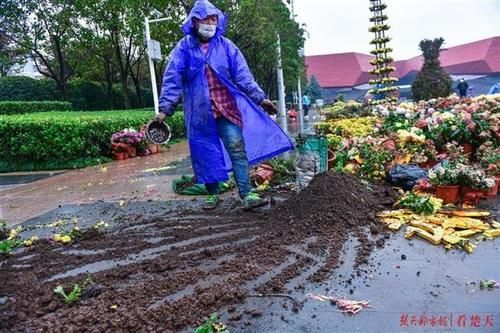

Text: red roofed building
xmin=305 ymin=36 xmax=500 ymax=101
xmin=305 ymin=52 xmax=373 ymax=88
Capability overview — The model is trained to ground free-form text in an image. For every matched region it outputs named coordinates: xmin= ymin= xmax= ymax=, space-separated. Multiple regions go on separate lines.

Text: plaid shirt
xmin=201 ymin=43 xmax=243 ymax=127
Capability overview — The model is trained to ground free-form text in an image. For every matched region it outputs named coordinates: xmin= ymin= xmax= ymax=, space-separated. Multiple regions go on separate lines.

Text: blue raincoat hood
xmin=181 ymin=0 xmax=227 ymax=38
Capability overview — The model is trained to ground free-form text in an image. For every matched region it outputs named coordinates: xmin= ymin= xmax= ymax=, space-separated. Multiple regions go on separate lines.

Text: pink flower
xmin=467 ymin=123 xmax=476 ymax=131
xmin=416 ymin=119 xmax=427 ymax=129
xmin=437 ymin=153 xmax=447 ymax=161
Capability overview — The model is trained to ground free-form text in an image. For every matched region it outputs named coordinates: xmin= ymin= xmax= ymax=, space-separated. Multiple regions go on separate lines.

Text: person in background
xmin=488 ymin=83 xmax=500 ymax=95
xmin=156 ymin=0 xmax=293 ymax=210
xmin=457 ymin=78 xmax=469 ymax=98
xmin=302 ymin=94 xmax=311 ymax=120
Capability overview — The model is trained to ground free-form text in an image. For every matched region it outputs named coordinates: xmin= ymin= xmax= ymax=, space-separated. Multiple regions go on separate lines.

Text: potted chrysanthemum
xmin=428 ymin=162 xmax=461 ymax=204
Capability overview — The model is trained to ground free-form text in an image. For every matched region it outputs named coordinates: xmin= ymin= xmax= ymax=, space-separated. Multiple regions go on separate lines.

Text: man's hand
xmin=155 ymin=112 xmax=167 ymax=123
xmin=261 ymin=99 xmax=277 ymax=115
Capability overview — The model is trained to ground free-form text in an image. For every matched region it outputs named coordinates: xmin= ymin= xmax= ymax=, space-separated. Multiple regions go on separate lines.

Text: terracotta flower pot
xmin=427 ymin=160 xmax=439 ymax=168
xmin=148 ymin=144 xmax=158 ymax=154
xmin=418 ymin=160 xmax=438 ymax=169
xmin=156 ymin=144 xmax=161 ymax=153
xmin=460 ymin=143 xmax=474 ymax=154
xmin=485 ymin=180 xmax=498 ymax=199
xmin=461 ymin=186 xmax=483 ymax=206
xmin=128 ymin=146 xmax=137 ymax=158
xmin=382 ymin=139 xmax=396 ymax=151
xmin=460 ymin=143 xmax=474 ymax=161
xmin=435 ymin=185 xmax=460 ymax=204
xmin=328 ymin=150 xmax=336 ymax=170
xmin=113 ymin=152 xmax=126 ymax=160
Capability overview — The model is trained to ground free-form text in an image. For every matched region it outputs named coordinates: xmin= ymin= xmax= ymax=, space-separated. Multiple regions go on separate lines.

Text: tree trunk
xmin=120 ymin=77 xmax=130 ymax=109
xmin=132 ymin=74 xmax=142 ymax=107
xmin=114 ymin=44 xmax=130 ymax=109
xmin=52 ymin=35 xmax=70 ymax=99
xmin=57 ymin=80 xmax=67 ymax=100
xmin=103 ymin=59 xmax=113 ymax=108
xmin=128 ymin=53 xmax=144 ymax=107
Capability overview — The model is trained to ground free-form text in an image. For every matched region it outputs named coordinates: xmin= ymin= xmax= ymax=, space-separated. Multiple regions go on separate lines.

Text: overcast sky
xmin=293 ymin=0 xmax=500 ymax=59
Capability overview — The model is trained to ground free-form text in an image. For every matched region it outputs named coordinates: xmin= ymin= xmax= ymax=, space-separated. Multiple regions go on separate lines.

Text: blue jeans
xmin=205 ymin=117 xmax=252 ymax=198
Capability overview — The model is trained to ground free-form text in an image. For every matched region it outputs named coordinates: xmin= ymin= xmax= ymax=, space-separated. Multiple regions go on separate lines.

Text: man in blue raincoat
xmin=156 ymin=0 xmax=293 ymax=210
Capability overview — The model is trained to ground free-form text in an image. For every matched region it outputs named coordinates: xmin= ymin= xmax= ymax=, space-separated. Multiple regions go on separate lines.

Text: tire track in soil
xmin=46 ymin=226 xmax=260 ymax=281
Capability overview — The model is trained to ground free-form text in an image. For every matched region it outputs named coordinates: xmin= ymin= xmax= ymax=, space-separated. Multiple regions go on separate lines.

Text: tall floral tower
xmin=368 ymin=0 xmax=398 ymax=104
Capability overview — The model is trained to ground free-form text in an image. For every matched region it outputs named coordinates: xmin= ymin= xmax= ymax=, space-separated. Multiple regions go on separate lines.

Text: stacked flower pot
xmin=368 ymin=0 xmax=398 ymax=105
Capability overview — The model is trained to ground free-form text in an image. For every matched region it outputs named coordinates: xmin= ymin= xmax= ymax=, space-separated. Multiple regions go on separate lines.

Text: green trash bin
xmin=296 ymin=134 xmax=329 ymax=187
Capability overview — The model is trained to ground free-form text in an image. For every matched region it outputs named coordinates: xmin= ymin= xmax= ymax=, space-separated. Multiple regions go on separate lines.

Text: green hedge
xmin=67 ymin=79 xmax=110 ymax=110
xmin=0 ymin=77 xmax=58 ymax=101
xmin=0 ymin=76 xmax=154 ymax=110
xmin=0 ymin=101 xmax=73 ymax=115
xmin=0 ymin=109 xmax=185 ymax=172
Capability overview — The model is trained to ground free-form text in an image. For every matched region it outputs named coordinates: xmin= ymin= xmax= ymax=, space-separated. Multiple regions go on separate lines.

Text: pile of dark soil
xmin=0 ymin=172 xmax=397 ymax=332
xmin=272 ymin=172 xmax=394 ymax=226
xmin=264 ymin=172 xmax=396 ymax=280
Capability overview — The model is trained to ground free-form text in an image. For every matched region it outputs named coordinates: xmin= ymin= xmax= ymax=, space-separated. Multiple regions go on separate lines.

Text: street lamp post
xmin=144 ymin=14 xmax=170 ymax=115
xmin=276 ymin=33 xmax=288 ymax=135
xmin=297 ymin=48 xmax=305 ymax=134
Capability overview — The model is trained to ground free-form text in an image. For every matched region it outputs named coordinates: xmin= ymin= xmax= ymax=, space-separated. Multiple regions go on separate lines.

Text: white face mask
xmin=198 ymin=23 xmax=217 ymax=39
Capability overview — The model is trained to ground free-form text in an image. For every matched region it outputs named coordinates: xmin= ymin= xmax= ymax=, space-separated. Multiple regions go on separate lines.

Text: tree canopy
xmin=0 ymin=0 xmax=305 ymax=108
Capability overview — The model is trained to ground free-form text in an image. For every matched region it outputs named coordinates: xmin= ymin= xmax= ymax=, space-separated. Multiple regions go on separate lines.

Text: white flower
xmin=347 ymin=147 xmax=359 ymax=158
xmin=485 ymin=178 xmax=495 ymax=188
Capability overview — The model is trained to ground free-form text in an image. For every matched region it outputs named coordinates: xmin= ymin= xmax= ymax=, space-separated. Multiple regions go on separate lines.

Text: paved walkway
xmin=0 ymin=142 xmax=190 ymax=227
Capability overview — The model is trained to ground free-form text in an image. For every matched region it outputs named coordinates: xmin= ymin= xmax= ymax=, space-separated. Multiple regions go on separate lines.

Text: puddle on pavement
xmin=120 ymin=223 xmax=158 ymax=233
xmin=0 ymin=172 xmax=65 ymax=186
xmin=145 ymin=236 xmax=175 ymax=244
xmin=180 ymin=236 xmax=258 ymax=256
xmin=17 ymin=254 xmax=37 ymax=261
xmin=243 ymin=255 xmax=299 ymax=291
xmin=62 ymin=249 xmax=111 ymax=256
xmin=196 ymin=221 xmax=258 ymax=232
